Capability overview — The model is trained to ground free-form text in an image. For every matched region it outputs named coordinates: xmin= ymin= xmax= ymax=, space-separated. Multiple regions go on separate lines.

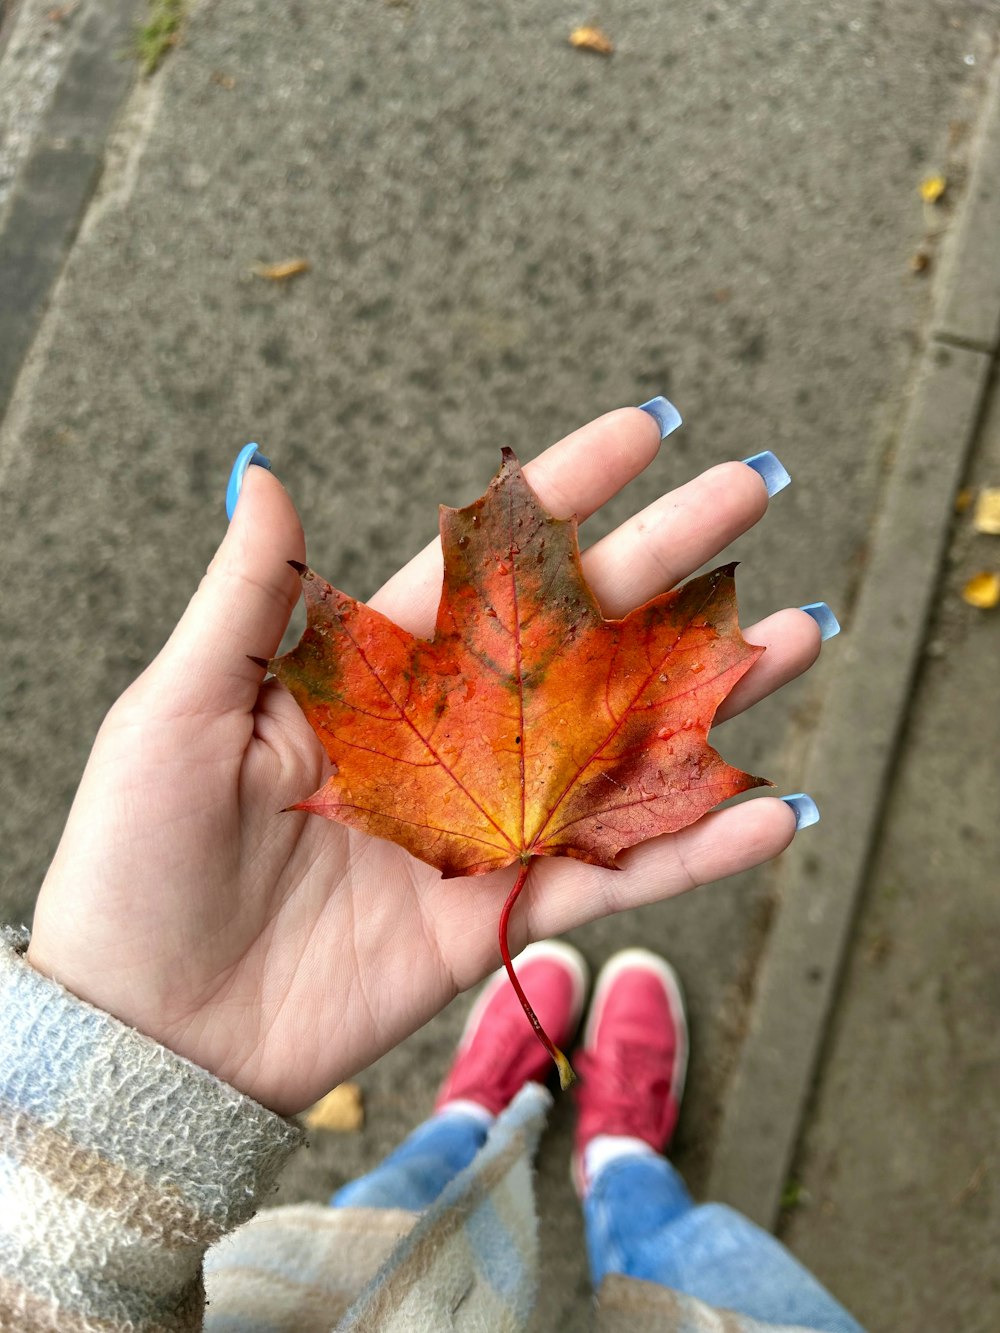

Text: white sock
xmin=583 ymin=1134 xmax=656 ymax=1189
xmin=435 ymin=1098 xmax=496 ymax=1129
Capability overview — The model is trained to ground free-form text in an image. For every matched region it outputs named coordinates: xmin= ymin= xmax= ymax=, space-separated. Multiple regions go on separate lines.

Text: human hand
xmin=27 ymin=409 xmax=827 ymax=1116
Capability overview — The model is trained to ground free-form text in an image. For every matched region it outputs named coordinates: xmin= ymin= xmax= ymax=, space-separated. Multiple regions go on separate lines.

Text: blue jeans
xmin=331 ymin=1112 xmax=864 ymax=1331
xmin=584 ymin=1153 xmax=864 ymax=1332
xmin=330 ymin=1109 xmax=489 ymax=1211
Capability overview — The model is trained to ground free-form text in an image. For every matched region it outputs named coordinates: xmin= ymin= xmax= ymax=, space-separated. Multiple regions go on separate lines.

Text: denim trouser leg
xmin=329 ymin=1110 xmax=489 ymax=1212
xmin=584 ymin=1154 xmax=866 ymax=1333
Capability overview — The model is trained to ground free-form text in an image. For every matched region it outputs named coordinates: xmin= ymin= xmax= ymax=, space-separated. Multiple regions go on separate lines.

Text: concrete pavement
xmin=1 ymin=1 xmax=998 ymax=1326
xmin=781 ymin=333 xmax=1000 ymax=1333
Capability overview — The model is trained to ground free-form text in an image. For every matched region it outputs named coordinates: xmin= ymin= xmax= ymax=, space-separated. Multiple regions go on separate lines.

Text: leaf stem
xmin=498 ymin=860 xmax=576 ymax=1090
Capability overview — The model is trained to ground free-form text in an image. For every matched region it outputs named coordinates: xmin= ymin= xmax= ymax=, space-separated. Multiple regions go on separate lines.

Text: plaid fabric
xmin=0 ymin=925 xmax=546 ymax=1333
xmin=595 ymin=1276 xmax=827 ymax=1333
xmin=0 ymin=926 xmax=825 ymax=1333
xmin=204 ymin=1084 xmax=550 ymax=1332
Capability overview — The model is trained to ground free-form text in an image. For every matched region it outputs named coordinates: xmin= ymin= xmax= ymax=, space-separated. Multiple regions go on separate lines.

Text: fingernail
xmin=781 ymin=793 xmax=820 ymax=830
xmin=226 ymin=443 xmax=272 ymax=520
xmin=799 ymin=602 xmax=841 ymax=641
xmin=638 ymin=396 xmax=683 ymax=439
xmin=741 ymin=450 xmax=791 ymax=496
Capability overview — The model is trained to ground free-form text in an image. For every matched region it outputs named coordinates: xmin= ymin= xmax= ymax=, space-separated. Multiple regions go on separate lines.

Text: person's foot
xmin=435 ymin=940 xmax=589 ymax=1118
xmin=571 ymin=948 xmax=688 ymax=1196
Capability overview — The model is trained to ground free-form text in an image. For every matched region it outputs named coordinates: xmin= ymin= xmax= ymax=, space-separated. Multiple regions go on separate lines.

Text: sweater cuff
xmin=0 ymin=925 xmax=305 ymax=1328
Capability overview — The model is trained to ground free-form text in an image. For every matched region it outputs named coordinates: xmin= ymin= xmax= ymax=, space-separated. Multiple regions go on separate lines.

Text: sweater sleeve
xmin=0 ymin=926 xmax=305 ymax=1332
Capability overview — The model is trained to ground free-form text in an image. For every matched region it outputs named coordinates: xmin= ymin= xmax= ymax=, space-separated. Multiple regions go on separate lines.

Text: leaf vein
xmin=335 ymin=805 xmax=510 ymax=852
xmin=335 ymin=616 xmax=519 ymax=854
xmin=527 ymin=580 xmax=725 ymax=849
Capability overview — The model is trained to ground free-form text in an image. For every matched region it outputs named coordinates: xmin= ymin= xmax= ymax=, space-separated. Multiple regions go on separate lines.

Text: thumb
xmin=151 ymin=448 xmax=306 ymax=716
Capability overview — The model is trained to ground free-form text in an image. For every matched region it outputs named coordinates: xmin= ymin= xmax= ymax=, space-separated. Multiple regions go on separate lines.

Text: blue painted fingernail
xmin=741 ymin=450 xmax=791 ymax=496
xmin=226 ymin=443 xmax=272 ymax=520
xmin=638 ymin=396 xmax=683 ymax=440
xmin=799 ymin=602 xmax=841 ymax=641
xmin=781 ymin=793 xmax=820 ymax=830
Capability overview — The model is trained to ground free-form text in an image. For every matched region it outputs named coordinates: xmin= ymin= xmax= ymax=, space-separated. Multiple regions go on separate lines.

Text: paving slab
xmin=780 ymin=354 xmax=1000 ymax=1332
xmin=712 ymin=53 xmax=1000 ymax=1322
xmin=932 ymin=58 xmax=1000 ymax=353
xmin=0 ymin=2 xmax=995 ymax=1326
xmin=708 ymin=336 xmax=994 ymax=1225
xmin=709 ymin=50 xmax=1000 ymax=1241
xmin=0 ymin=0 xmax=142 ymax=415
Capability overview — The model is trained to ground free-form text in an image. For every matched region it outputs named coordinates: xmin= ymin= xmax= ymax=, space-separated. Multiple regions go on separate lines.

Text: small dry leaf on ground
xmin=211 ymin=71 xmax=236 ymax=90
xmin=972 ymin=487 xmax=1000 ymax=535
xmin=304 ymin=1083 xmax=365 ymax=1132
xmin=954 ymin=487 xmax=975 ymax=514
xmin=569 ymin=25 xmax=614 ymax=55
xmin=920 ymin=174 xmax=947 ymax=204
xmin=909 ymin=249 xmax=932 ymax=275
xmin=953 ymin=1159 xmax=988 ymax=1209
xmin=251 ymin=258 xmax=310 ymax=281
xmin=961 ymin=571 xmax=1000 ymax=609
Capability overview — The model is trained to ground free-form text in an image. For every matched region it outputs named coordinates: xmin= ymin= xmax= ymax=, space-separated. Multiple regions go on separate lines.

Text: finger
xmin=370 ymin=406 xmax=664 ymax=634
xmin=523 ymin=797 xmax=799 ymax=943
xmin=714 ymin=608 xmax=823 ymax=724
xmin=581 ymin=461 xmax=769 ymax=617
xmin=149 ymin=465 xmax=306 ymax=716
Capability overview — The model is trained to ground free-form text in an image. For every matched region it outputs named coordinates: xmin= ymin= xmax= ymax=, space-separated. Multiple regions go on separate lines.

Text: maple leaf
xmin=271 ymin=449 xmax=768 ymax=1084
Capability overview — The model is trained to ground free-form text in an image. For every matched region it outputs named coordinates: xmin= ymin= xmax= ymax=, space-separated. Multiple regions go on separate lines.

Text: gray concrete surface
xmin=933 ymin=56 xmax=1000 ymax=354
xmin=0 ymin=1 xmax=998 ymax=1326
xmin=0 ymin=0 xmax=87 ymax=212
xmin=780 ymin=355 xmax=1000 ymax=1333
xmin=712 ymin=51 xmax=1000 ymax=1241
xmin=0 ymin=0 xmax=141 ymax=411
xmin=709 ymin=335 xmax=993 ymax=1226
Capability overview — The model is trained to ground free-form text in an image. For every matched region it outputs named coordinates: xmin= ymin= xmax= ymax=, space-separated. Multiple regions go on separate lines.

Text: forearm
xmin=0 ymin=927 xmax=304 ymax=1332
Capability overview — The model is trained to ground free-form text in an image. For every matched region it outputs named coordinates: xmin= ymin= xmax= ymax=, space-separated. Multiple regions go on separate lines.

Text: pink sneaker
xmin=435 ymin=940 xmax=589 ymax=1117
xmin=572 ymin=948 xmax=688 ymax=1196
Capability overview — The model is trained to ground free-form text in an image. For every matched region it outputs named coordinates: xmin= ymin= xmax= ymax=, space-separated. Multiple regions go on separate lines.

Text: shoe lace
xmin=575 ymin=1040 xmax=674 ymax=1141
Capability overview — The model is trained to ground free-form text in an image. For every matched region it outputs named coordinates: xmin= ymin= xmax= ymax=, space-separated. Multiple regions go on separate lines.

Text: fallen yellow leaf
xmin=954 ymin=487 xmax=975 ymax=514
xmin=252 ymin=258 xmax=310 ymax=281
xmin=920 ymin=174 xmax=947 ymax=204
xmin=961 ymin=571 xmax=1000 ymax=609
xmin=570 ymin=25 xmax=614 ymax=55
xmin=972 ymin=487 xmax=1000 ymax=535
xmin=304 ymin=1083 xmax=365 ymax=1132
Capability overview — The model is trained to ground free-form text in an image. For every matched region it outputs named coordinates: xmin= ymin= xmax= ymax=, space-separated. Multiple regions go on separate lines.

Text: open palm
xmin=28 ymin=410 xmax=822 ymax=1116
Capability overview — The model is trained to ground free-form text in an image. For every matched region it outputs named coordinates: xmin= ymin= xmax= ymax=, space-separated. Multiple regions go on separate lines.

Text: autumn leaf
xmin=909 ymin=248 xmax=932 ymax=275
xmin=972 ymin=487 xmax=1000 ymax=535
xmin=919 ymin=174 xmax=947 ymax=204
xmin=569 ymin=25 xmax=614 ymax=55
xmin=251 ymin=258 xmax=310 ymax=280
xmin=272 ymin=449 xmax=767 ymax=1082
xmin=305 ymin=1083 xmax=365 ymax=1132
xmin=962 ymin=571 xmax=1000 ymax=609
